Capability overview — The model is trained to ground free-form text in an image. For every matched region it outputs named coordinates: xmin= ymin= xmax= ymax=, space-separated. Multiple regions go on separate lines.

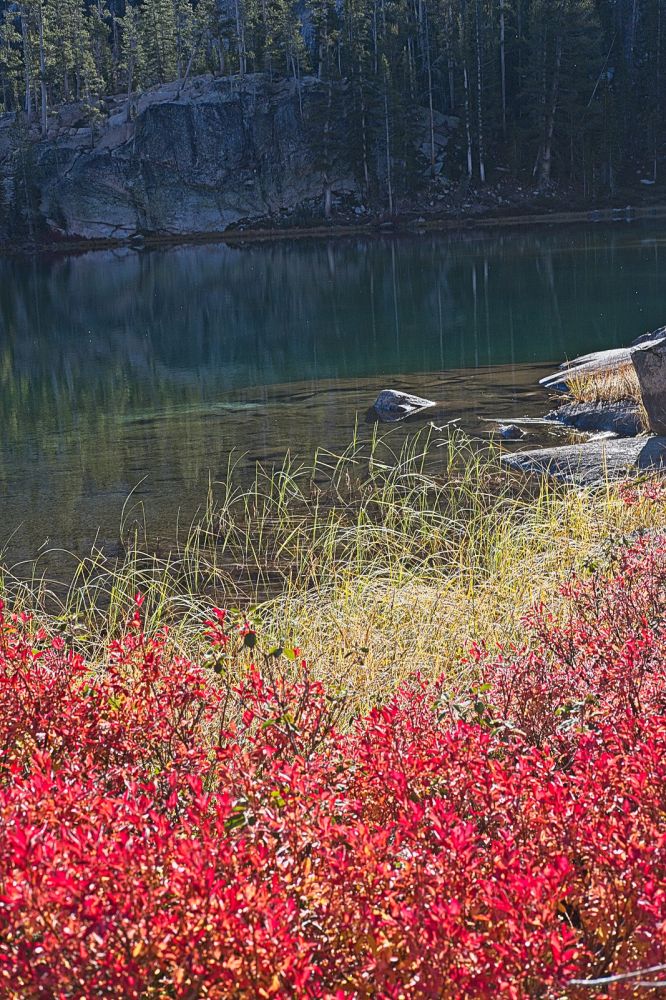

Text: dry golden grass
xmin=2 ymin=427 xmax=664 ymax=715
xmin=567 ymin=361 xmax=644 ymax=407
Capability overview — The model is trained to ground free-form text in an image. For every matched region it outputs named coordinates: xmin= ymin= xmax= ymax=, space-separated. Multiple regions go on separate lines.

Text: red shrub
xmin=1 ymin=535 xmax=666 ymax=997
xmin=468 ymin=532 xmax=666 ymax=747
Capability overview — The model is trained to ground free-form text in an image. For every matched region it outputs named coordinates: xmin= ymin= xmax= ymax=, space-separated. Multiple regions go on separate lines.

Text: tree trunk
xmin=357 ymin=58 xmax=370 ymax=189
xmin=234 ymin=0 xmax=246 ymax=76
xmin=384 ymin=82 xmax=393 ymax=214
xmin=37 ymin=1 xmax=47 ymax=136
xmin=424 ymin=3 xmax=435 ymax=175
xmin=475 ymin=0 xmax=485 ymax=183
xmin=125 ymin=53 xmax=135 ymax=123
xmin=463 ymin=62 xmax=473 ymax=178
xmin=629 ymin=0 xmax=639 ymax=67
xmin=499 ymin=0 xmax=507 ymax=137
xmin=323 ymin=78 xmax=333 ymax=218
xmin=111 ymin=6 xmax=119 ymax=91
xmin=445 ymin=19 xmax=455 ymax=110
xmin=20 ymin=8 xmax=32 ymax=122
xmin=538 ymin=33 xmax=562 ymax=188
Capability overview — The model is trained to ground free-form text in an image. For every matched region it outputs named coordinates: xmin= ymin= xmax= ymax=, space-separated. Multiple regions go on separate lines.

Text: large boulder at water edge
xmin=545 ymin=400 xmax=644 ymax=437
xmin=632 ymin=337 xmax=666 ymax=435
xmin=502 ymin=436 xmax=666 ymax=486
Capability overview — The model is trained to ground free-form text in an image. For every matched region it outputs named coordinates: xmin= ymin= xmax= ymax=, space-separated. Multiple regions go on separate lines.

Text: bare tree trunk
xmin=20 ymin=7 xmax=32 ymax=122
xmin=234 ymin=0 xmax=246 ymax=76
xmin=656 ymin=0 xmax=662 ymax=181
xmin=384 ymin=81 xmax=393 ymax=214
xmin=358 ymin=58 xmax=370 ymax=189
xmin=125 ymin=51 xmax=135 ymax=123
xmin=475 ymin=0 xmax=485 ymax=182
xmin=499 ymin=0 xmax=507 ymax=137
xmin=372 ymin=0 xmax=378 ymax=74
xmin=111 ymin=5 xmax=119 ymax=91
xmin=424 ymin=3 xmax=436 ymax=175
xmin=630 ymin=0 xmax=639 ymax=67
xmin=177 ymin=26 xmax=206 ymax=98
xmin=448 ymin=53 xmax=455 ymax=109
xmin=463 ymin=62 xmax=473 ymax=178
xmin=37 ymin=1 xmax=47 ymax=136
xmin=445 ymin=14 xmax=455 ymax=110
xmin=539 ymin=33 xmax=562 ymax=188
xmin=323 ymin=78 xmax=333 ymax=218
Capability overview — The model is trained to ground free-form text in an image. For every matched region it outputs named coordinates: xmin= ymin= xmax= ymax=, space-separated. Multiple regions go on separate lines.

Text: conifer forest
xmin=1 ymin=0 xmax=665 ymax=202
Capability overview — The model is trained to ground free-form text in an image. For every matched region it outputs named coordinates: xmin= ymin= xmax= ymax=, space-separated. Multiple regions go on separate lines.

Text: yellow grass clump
xmin=566 ymin=360 xmax=644 ymax=408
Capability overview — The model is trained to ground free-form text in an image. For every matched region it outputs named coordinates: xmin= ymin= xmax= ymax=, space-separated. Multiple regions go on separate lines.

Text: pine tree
xmin=0 ymin=9 xmax=23 ymax=111
xmin=523 ymin=0 xmax=603 ymax=188
xmin=139 ymin=0 xmax=178 ymax=83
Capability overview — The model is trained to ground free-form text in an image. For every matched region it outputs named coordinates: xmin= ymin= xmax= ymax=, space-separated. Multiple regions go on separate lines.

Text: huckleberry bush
xmin=2 ymin=533 xmax=666 ymax=996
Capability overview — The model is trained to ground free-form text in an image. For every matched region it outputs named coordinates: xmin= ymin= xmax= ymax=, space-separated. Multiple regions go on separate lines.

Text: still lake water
xmin=2 ymin=223 xmax=666 ymax=569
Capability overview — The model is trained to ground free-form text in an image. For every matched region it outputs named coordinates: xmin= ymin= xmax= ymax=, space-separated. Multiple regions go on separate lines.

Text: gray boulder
xmin=371 ymin=389 xmax=436 ymax=423
xmin=498 ymin=424 xmax=526 ymax=440
xmin=632 ymin=326 xmax=666 ymax=347
xmin=502 ymin=436 xmax=666 ymax=486
xmin=545 ymin=400 xmax=643 ymax=438
xmin=631 ymin=338 xmax=666 ymax=435
xmin=539 ymin=348 xmax=634 ymax=388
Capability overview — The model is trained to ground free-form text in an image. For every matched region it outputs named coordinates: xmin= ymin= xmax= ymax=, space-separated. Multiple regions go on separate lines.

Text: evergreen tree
xmin=1 ymin=0 xmax=666 ymax=200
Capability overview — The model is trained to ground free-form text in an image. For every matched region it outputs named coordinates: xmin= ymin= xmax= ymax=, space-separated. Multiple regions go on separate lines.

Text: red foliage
xmin=469 ymin=532 xmax=666 ymax=748
xmin=1 ymin=536 xmax=666 ymax=997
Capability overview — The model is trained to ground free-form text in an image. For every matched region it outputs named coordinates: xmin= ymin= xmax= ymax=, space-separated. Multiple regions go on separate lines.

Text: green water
xmin=1 ymin=223 xmax=666 ymax=566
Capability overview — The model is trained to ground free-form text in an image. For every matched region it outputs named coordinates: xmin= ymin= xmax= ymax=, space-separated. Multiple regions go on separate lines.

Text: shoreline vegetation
xmin=4 ymin=201 xmax=666 ymax=258
xmin=2 ymin=426 xmax=665 ymax=713
xmin=2 ymin=422 xmax=666 ymax=993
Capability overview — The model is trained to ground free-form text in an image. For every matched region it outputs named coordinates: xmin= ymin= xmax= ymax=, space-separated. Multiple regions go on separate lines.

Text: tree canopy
xmin=1 ymin=0 xmax=664 ymax=199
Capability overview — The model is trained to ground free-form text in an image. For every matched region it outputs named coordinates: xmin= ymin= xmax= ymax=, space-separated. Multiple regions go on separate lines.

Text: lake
xmin=2 ymin=222 xmax=666 ymax=570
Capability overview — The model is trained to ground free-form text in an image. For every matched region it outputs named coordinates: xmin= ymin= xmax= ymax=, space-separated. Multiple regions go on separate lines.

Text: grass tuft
xmin=566 ymin=360 xmax=646 ymax=413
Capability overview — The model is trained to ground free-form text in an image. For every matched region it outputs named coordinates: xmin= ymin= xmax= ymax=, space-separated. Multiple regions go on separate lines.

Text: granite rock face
xmin=502 ymin=436 xmax=666 ymax=486
xmin=0 ymin=74 xmax=457 ymax=243
xmin=545 ymin=400 xmax=644 ymax=437
xmin=631 ymin=337 xmax=666 ymax=435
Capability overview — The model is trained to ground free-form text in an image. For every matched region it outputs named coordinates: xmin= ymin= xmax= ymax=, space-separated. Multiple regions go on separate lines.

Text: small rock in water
xmin=371 ymin=389 xmax=436 ymax=423
xmin=498 ymin=423 xmax=526 ymax=440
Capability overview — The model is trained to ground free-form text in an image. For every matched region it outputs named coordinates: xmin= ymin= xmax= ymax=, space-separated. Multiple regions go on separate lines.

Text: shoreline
xmin=4 ymin=202 xmax=666 ymax=258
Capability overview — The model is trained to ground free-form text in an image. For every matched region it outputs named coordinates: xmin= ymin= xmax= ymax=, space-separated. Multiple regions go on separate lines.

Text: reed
xmin=2 ymin=425 xmax=663 ymax=716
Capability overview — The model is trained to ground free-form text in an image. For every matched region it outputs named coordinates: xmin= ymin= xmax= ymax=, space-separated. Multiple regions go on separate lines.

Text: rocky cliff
xmin=0 ymin=75 xmax=456 ymax=246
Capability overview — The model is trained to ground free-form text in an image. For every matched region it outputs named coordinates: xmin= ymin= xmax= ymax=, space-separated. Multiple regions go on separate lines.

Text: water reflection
xmin=1 ymin=223 xmax=665 ymax=564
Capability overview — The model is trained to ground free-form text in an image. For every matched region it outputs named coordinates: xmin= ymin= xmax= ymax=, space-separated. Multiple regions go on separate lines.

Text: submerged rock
xmin=545 ymin=400 xmax=643 ymax=438
xmin=498 ymin=423 xmax=526 ymax=440
xmin=370 ymin=389 xmax=436 ymax=423
xmin=502 ymin=436 xmax=666 ymax=486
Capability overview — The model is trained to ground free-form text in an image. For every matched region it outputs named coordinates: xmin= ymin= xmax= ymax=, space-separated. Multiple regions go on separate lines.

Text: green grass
xmin=2 ymin=425 xmax=664 ymax=716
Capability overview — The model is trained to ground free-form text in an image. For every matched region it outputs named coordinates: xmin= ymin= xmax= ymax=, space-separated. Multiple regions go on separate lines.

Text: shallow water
xmin=1 ymin=222 xmax=666 ymax=568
